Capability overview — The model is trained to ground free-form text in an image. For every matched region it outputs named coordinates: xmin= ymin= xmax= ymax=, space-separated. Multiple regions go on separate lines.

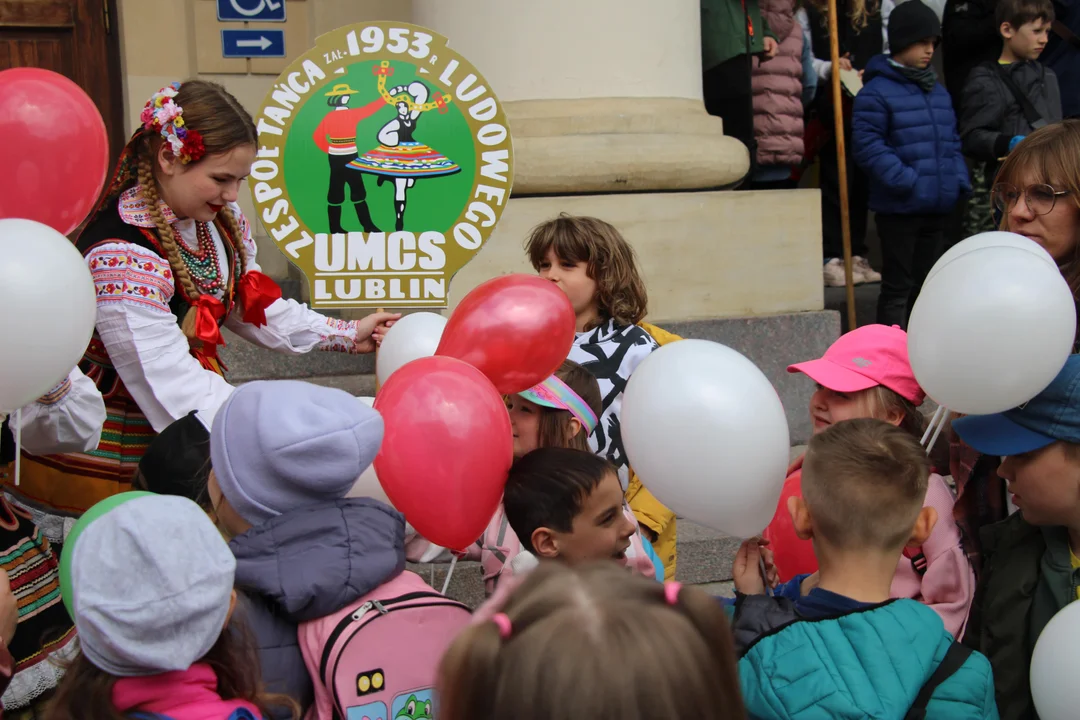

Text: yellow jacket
xmin=627 ymin=321 xmax=680 ymax=580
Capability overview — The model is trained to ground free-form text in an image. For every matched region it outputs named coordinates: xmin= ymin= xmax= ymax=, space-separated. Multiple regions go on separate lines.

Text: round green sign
xmin=250 ymin=22 xmax=515 ymax=309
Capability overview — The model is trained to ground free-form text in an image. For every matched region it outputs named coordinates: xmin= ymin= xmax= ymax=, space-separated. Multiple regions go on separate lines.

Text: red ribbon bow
xmin=237 ymin=271 xmax=282 ymax=327
xmin=193 ymin=294 xmax=227 ymax=358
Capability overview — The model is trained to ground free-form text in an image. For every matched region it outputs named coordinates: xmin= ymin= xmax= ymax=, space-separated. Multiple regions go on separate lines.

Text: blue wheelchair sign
xmin=217 ymin=0 xmax=286 ymax=22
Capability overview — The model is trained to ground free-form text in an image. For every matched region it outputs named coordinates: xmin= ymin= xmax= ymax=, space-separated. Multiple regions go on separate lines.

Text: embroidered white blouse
xmin=84 ymin=187 xmax=362 ymax=433
xmin=8 ymin=369 xmax=107 ymax=455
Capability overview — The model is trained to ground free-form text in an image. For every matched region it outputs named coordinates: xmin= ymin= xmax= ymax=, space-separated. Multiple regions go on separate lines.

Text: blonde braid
xmin=136 ymin=151 xmax=201 ymax=339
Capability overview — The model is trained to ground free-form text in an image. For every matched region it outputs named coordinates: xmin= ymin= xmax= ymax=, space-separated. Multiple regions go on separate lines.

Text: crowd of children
xmin=721 ymin=0 xmax=1069 ymax=335
xmin=0 ymin=72 xmax=1077 ymax=720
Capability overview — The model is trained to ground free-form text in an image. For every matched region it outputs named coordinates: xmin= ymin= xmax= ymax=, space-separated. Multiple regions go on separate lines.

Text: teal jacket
xmin=736 ymin=597 xmax=999 ymax=719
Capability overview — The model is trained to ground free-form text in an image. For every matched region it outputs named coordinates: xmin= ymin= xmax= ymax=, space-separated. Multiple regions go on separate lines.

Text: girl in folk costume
xmin=6 ymin=81 xmax=396 ymax=537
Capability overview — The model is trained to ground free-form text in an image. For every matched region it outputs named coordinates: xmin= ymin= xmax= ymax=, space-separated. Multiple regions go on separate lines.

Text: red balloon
xmin=436 ymin=274 xmax=576 ymax=394
xmin=761 ymin=469 xmax=819 ymax=582
xmin=374 ymin=355 xmax=513 ymax=551
xmin=0 ymin=68 xmax=109 ymax=235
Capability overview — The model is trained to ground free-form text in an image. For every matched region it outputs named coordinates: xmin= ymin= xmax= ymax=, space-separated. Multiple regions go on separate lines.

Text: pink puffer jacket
xmin=752 ymin=0 xmax=806 ymax=167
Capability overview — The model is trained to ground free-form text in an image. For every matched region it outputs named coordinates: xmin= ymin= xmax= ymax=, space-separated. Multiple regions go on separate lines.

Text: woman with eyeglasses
xmin=950 ymin=119 xmax=1080 ymax=580
xmin=992 ymin=120 xmax=1080 ymax=307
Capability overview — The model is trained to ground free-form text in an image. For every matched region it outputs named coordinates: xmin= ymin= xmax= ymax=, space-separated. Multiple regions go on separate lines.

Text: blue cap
xmin=953 ymin=355 xmax=1080 ymax=456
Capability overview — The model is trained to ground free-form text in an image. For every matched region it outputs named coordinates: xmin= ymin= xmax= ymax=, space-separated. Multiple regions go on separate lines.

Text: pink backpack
xmin=299 ymin=571 xmax=471 ymax=720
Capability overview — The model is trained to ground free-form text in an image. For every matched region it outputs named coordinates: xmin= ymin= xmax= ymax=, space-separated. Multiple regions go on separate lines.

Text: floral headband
xmin=139 ymin=83 xmax=205 ymax=164
xmin=517 ymin=375 xmax=598 ymax=434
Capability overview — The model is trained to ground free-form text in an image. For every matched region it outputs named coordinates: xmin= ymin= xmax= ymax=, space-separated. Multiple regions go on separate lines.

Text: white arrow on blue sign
xmin=221 ymin=29 xmax=286 ymax=57
xmin=217 ymin=0 xmax=285 ymax=22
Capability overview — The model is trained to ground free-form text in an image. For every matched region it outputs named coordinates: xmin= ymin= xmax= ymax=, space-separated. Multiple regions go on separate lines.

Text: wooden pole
xmin=827 ymin=0 xmax=858 ymax=330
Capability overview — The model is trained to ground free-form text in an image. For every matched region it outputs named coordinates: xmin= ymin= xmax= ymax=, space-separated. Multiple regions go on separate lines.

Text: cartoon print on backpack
xmin=348 ymin=701 xmax=386 ymax=720
xmin=393 ymin=692 xmax=434 ymax=720
xmin=343 ymin=688 xmax=434 ymax=720
xmin=300 ymin=571 xmax=470 ymax=720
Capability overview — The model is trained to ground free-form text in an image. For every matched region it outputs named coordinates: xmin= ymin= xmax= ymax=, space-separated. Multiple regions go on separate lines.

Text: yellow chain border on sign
xmin=375 ymin=60 xmax=454 ymax=113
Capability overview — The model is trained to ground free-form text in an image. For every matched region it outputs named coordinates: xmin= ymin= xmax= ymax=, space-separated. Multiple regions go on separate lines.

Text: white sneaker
xmin=823 ymin=258 xmax=847 ymax=287
xmin=853 ymin=256 xmax=881 ymax=284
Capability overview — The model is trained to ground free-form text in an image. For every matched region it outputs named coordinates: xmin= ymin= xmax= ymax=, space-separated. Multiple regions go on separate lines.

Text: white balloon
xmin=375 ymin=312 xmax=447 ymax=386
xmin=621 ymin=340 xmax=790 ymax=538
xmin=1031 ymin=601 xmax=1080 ymax=720
xmin=0 ymin=219 xmax=96 ymax=413
xmin=925 ymin=231 xmax=1056 ymax=285
xmin=909 ymin=243 xmax=1075 ymax=415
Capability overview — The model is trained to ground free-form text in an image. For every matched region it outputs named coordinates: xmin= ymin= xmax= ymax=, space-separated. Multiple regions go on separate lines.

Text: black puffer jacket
xmin=959 ymin=60 xmax=1063 ymax=161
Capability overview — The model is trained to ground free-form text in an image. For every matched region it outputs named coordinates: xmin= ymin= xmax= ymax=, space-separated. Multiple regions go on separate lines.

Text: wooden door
xmin=0 ymin=0 xmax=125 ymax=164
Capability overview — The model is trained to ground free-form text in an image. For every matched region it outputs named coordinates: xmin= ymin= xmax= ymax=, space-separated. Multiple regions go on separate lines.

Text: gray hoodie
xmin=959 ymin=60 xmax=1062 ymax=161
xmin=229 ymin=497 xmax=406 ymax=716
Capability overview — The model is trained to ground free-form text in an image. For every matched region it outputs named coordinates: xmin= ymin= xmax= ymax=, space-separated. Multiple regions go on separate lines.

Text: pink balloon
xmin=437 ymin=274 xmax=576 ymax=394
xmin=0 ymin=68 xmax=109 ymax=235
xmin=374 ymin=356 xmax=513 ymax=551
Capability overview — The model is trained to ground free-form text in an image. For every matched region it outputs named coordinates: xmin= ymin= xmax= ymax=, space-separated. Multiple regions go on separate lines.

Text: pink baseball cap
xmin=787 ymin=324 xmax=926 ymax=406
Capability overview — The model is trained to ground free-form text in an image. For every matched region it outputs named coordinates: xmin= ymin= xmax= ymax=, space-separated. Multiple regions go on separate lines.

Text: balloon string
xmin=14 ymin=408 xmax=21 ymax=487
xmin=921 ymin=405 xmax=946 ymax=446
xmin=441 ymin=555 xmax=458 ymax=596
xmin=758 ymin=552 xmax=772 ymax=597
xmin=925 ymin=409 xmax=950 ymax=459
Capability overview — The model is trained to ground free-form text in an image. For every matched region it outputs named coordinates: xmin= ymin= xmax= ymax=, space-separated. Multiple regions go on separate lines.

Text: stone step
xmin=218 ymin=311 xmax=840 ymax=446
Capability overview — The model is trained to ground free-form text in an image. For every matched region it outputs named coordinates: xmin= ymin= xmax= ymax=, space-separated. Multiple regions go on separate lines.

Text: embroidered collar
xmin=119 ymin=185 xmax=179 ymax=228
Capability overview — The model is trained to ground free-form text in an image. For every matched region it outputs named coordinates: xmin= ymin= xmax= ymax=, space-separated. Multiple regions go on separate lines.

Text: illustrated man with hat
xmin=312 ymin=83 xmax=385 ymax=234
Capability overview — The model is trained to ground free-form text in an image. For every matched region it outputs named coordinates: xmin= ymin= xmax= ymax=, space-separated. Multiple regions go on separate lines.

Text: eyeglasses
xmin=991 ymin=183 xmax=1071 ymax=216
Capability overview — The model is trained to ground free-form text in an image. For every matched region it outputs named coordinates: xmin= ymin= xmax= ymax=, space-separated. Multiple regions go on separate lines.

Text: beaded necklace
xmin=178 ymin=221 xmax=226 ymax=294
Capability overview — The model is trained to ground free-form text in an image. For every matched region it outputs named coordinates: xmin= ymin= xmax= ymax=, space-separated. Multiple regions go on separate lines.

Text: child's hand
xmin=353 ymin=312 xmax=400 ymax=353
xmin=760 ymin=541 xmax=780 ymax=589
xmin=371 ymin=318 xmax=398 ymax=347
xmin=733 ymin=538 xmax=767 ymax=595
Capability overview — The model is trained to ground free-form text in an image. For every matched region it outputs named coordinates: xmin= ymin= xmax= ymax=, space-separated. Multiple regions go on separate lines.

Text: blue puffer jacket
xmin=852 ymin=54 xmax=971 ymax=215
xmin=737 ymin=597 xmax=999 ymax=719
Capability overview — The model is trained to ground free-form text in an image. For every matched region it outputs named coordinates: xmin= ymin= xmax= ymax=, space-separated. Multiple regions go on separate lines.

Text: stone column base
xmin=506 ymin=98 xmax=750 ymax=195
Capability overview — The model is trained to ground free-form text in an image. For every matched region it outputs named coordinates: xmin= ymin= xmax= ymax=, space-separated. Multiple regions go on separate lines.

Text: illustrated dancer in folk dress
xmin=349 ymin=70 xmax=460 ymax=231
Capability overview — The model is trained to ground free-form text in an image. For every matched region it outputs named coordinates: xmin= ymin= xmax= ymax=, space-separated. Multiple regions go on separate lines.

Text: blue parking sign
xmin=217 ymin=0 xmax=286 ymax=22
